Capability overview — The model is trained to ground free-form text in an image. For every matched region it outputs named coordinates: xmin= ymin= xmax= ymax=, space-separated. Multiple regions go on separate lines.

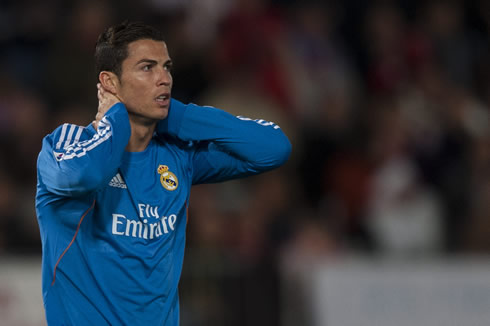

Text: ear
xmin=98 ymin=71 xmax=120 ymax=95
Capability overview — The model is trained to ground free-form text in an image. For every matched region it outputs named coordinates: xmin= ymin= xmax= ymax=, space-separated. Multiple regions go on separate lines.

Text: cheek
xmin=117 ymin=89 xmax=137 ymax=111
xmin=119 ymin=82 xmax=142 ymax=103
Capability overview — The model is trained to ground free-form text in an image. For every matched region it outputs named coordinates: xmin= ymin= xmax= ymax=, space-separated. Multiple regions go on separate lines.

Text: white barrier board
xmin=310 ymin=258 xmax=490 ymax=326
xmin=0 ymin=257 xmax=45 ymax=326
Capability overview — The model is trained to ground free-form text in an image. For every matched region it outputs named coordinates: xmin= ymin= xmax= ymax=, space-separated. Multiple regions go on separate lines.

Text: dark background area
xmin=0 ymin=0 xmax=489 ymax=325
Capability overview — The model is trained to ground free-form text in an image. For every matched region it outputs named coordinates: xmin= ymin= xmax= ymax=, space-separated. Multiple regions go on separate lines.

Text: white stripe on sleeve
xmin=58 ymin=117 xmax=113 ymax=161
xmin=55 ymin=124 xmax=68 ymax=149
xmin=74 ymin=126 xmax=83 ymax=144
xmin=63 ymin=124 xmax=77 ymax=149
xmin=61 ymin=131 xmax=113 ymax=160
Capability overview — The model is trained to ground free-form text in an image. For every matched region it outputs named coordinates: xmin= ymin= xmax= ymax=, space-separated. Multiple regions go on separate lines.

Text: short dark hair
xmin=94 ymin=21 xmax=165 ymax=79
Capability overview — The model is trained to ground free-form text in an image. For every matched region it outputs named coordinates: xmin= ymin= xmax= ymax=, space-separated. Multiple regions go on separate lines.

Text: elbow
xmin=272 ymin=136 xmax=292 ymax=167
xmin=256 ymin=134 xmax=292 ymax=170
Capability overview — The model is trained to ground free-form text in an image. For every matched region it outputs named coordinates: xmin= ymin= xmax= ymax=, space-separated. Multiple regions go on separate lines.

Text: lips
xmin=155 ymin=93 xmax=170 ymax=107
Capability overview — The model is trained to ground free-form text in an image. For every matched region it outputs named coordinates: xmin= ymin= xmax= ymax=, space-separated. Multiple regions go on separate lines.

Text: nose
xmin=157 ymin=66 xmax=172 ymax=86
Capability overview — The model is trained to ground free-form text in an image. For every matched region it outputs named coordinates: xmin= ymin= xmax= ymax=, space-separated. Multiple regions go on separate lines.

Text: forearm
xmin=38 ymin=103 xmax=131 ymax=196
xmin=158 ymin=99 xmax=291 ymax=169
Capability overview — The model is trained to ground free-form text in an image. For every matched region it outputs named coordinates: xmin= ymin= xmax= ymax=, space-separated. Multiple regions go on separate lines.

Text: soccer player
xmin=35 ymin=21 xmax=291 ymax=325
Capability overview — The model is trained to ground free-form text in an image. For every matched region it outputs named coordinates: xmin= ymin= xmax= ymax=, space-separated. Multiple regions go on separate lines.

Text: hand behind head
xmin=93 ymin=83 xmax=122 ymax=129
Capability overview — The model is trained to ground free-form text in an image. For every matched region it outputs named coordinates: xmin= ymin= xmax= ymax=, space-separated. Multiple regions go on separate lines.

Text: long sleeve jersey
xmin=35 ymin=99 xmax=291 ymax=325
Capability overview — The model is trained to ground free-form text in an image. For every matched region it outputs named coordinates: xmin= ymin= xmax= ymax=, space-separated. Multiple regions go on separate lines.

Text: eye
xmin=164 ymin=63 xmax=173 ymax=72
xmin=143 ymin=65 xmax=152 ymax=71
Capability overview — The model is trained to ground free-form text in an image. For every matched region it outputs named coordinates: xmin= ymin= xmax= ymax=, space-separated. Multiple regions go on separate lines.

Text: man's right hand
xmin=93 ymin=83 xmax=122 ymax=129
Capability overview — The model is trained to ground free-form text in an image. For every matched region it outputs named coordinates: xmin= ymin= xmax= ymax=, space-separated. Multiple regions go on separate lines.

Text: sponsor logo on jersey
xmin=112 ymin=203 xmax=178 ymax=240
xmin=158 ymin=165 xmax=178 ymax=191
xmin=109 ymin=173 xmax=127 ymax=189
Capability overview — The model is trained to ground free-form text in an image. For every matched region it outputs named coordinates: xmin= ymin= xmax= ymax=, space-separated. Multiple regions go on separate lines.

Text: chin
xmin=153 ymin=112 xmax=168 ymax=121
xmin=158 ymin=109 xmax=169 ymax=119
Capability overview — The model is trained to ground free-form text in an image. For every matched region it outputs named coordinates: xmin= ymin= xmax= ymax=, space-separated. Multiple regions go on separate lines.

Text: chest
xmin=93 ymin=145 xmax=191 ymax=244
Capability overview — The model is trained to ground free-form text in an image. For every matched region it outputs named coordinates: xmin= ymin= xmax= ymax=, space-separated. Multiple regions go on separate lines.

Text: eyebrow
xmin=135 ymin=59 xmax=158 ymax=66
xmin=135 ymin=59 xmax=173 ymax=66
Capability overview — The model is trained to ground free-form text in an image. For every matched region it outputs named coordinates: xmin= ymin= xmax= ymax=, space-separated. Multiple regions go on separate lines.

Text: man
xmin=35 ymin=21 xmax=291 ymax=325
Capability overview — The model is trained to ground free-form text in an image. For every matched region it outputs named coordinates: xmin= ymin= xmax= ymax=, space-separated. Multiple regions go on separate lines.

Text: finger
xmin=95 ymin=111 xmax=103 ymax=122
xmin=100 ymin=84 xmax=113 ymax=94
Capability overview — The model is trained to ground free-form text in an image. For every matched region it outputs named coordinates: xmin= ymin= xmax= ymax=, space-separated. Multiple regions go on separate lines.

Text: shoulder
xmin=153 ymin=134 xmax=209 ymax=161
xmin=154 ymin=133 xmax=203 ymax=151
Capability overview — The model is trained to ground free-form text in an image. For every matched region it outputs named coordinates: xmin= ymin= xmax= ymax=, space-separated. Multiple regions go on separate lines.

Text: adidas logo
xmin=109 ymin=173 xmax=127 ymax=189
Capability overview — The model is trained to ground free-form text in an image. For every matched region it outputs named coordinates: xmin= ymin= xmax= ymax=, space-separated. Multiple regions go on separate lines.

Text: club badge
xmin=158 ymin=165 xmax=178 ymax=191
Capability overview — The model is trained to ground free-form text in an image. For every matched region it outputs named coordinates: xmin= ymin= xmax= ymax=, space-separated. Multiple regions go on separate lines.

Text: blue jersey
xmin=35 ymin=99 xmax=291 ymax=325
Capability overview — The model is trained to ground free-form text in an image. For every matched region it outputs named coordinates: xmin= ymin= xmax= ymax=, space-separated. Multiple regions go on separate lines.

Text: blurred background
xmin=1 ymin=0 xmax=490 ymax=325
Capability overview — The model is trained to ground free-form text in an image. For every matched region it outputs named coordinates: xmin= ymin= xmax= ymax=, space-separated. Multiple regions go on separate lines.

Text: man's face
xmin=116 ymin=39 xmax=173 ymax=122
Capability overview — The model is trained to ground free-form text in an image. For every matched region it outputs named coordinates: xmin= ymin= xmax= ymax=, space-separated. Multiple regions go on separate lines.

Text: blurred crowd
xmin=1 ymin=0 xmax=490 ymax=325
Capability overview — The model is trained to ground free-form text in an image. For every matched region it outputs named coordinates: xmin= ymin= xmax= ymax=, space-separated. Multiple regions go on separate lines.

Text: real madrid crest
xmin=158 ymin=165 xmax=178 ymax=191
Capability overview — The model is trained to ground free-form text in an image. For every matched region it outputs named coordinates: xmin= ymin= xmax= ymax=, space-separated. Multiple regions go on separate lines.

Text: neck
xmin=125 ymin=116 xmax=157 ymax=152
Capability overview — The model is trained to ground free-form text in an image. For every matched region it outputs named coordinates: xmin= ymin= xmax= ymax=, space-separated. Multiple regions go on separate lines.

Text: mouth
xmin=155 ymin=93 xmax=170 ymax=107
